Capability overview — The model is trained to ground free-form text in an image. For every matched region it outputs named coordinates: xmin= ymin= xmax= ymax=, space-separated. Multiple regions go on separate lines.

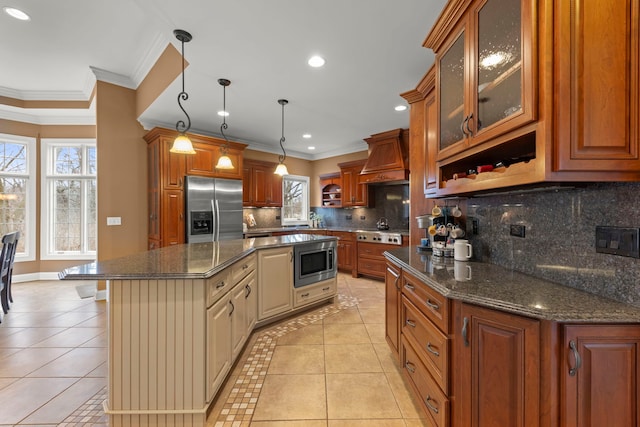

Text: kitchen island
xmin=59 ymin=234 xmax=336 ymax=427
xmin=384 ymin=247 xmax=640 ymax=427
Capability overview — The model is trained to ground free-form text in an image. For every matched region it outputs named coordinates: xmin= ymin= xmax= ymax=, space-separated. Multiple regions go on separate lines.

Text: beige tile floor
xmin=0 ymin=273 xmax=428 ymax=426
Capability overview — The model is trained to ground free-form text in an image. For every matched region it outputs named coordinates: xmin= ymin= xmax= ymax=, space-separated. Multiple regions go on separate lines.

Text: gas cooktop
xmin=355 ymin=231 xmax=403 ymax=245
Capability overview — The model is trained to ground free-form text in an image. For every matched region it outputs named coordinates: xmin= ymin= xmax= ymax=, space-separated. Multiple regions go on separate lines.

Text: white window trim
xmin=0 ymin=133 xmax=36 ymax=262
xmin=40 ymin=139 xmax=97 ymax=261
xmin=281 ymin=174 xmax=310 ymax=226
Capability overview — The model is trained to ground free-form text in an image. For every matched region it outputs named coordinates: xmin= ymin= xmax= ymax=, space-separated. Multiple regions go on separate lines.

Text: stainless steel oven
xmin=294 ymin=240 xmax=337 ymax=287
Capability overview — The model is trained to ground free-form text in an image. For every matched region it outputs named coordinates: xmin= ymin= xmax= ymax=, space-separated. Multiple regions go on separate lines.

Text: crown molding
xmin=131 ymin=31 xmax=171 ymax=88
xmin=89 ymin=67 xmax=136 ymax=89
xmin=0 ymin=105 xmax=95 ymax=125
xmin=0 ymin=86 xmax=88 ymax=101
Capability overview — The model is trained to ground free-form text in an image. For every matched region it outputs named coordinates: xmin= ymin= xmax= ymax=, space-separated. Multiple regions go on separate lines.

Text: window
xmin=281 ymin=175 xmax=309 ymax=226
xmin=41 ymin=140 xmax=96 ymax=259
xmin=0 ymin=134 xmax=36 ymax=261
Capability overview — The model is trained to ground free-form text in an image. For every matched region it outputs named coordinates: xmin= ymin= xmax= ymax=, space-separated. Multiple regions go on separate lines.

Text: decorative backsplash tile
xmin=465 ymin=182 xmax=640 ymax=307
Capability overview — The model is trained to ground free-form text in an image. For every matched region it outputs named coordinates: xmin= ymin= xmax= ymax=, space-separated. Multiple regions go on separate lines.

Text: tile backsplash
xmin=243 ymin=184 xmax=410 ymax=231
xmin=466 ymin=182 xmax=640 ymax=307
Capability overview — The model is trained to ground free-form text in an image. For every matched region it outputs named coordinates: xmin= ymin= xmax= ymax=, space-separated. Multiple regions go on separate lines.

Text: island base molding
xmin=103 ymin=401 xmax=207 ymax=426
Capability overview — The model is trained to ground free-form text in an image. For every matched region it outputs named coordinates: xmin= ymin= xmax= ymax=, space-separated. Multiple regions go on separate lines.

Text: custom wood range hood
xmin=359 ymin=128 xmax=410 ymax=184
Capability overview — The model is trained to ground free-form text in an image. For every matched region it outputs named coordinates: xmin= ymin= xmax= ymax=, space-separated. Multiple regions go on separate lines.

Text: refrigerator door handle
xmin=214 ymin=199 xmax=220 ymax=241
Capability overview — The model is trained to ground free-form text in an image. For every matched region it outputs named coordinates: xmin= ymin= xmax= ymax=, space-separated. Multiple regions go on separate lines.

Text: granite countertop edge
xmin=384 ymin=248 xmax=640 ymax=323
xmin=60 ymin=235 xmax=337 ymax=281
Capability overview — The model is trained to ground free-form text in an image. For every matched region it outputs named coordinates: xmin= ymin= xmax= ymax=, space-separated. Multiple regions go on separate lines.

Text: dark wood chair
xmin=0 ymin=231 xmax=19 ymax=314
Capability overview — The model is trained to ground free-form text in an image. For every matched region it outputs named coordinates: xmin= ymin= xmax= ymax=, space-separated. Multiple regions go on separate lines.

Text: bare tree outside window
xmin=0 ymin=142 xmax=28 ymax=254
xmin=281 ymin=175 xmax=309 ymax=226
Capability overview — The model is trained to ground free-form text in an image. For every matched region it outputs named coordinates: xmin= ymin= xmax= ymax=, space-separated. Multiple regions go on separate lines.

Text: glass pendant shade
xmin=171 ymin=134 xmax=196 ymax=154
xmin=274 ymin=162 xmax=289 ymax=176
xmin=215 ymin=154 xmax=234 ymax=169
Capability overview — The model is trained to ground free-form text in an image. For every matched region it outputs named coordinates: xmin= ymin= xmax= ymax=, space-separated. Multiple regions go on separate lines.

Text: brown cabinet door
xmin=385 ymin=261 xmax=402 ymax=358
xmin=337 ymin=240 xmax=354 ymax=271
xmin=339 ymin=160 xmax=368 ymax=207
xmin=266 ymin=172 xmax=282 ymax=207
xmin=161 ymin=138 xmax=186 ymax=189
xmin=455 ymin=302 xmax=540 ymax=427
xmin=242 ymin=165 xmax=252 ymax=205
xmin=147 ymin=140 xmax=161 ymax=244
xmin=252 ymin=166 xmax=268 ymax=206
xmin=341 ymin=167 xmax=356 ymax=207
xmin=162 ymin=189 xmax=184 ymax=246
xmin=562 ymin=324 xmax=640 ymax=427
xmin=555 ymin=0 xmax=640 ymax=173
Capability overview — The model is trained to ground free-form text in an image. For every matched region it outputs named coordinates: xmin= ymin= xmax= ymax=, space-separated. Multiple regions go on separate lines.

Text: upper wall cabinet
xmin=411 ymin=0 xmax=640 ymax=197
xmin=242 ymin=159 xmax=282 ymax=208
xmin=427 ymin=0 xmax=536 ymax=162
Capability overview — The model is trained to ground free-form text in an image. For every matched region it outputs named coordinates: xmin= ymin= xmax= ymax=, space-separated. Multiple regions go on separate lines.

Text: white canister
xmin=454 ymin=239 xmax=473 ymax=261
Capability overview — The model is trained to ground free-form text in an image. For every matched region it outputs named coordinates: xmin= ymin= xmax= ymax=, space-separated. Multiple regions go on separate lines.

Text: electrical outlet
xmin=471 ymin=218 xmax=479 ymax=235
xmin=596 ymin=226 xmax=640 ymax=258
xmin=275 ymin=215 xmax=281 ymax=220
xmin=346 ymin=214 xmax=352 ymax=220
xmin=360 ymin=216 xmax=366 ymax=220
xmin=510 ymin=224 xmax=526 ymax=238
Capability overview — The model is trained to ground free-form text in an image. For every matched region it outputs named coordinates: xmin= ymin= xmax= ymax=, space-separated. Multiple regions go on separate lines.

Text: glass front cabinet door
xmin=433 ymin=0 xmax=536 ymax=160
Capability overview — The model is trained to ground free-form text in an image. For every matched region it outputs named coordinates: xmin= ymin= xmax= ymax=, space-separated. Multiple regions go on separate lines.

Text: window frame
xmin=281 ymin=174 xmax=310 ymax=226
xmin=40 ymin=139 xmax=97 ymax=260
xmin=0 ymin=134 xmax=36 ymax=262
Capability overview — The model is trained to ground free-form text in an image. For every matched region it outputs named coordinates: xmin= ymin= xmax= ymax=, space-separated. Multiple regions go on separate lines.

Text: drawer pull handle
xmin=405 ymin=361 xmax=416 ymax=373
xmin=216 ymin=281 xmax=225 ymax=289
xmin=228 ymin=300 xmax=234 ymax=316
xmin=243 ymin=264 xmax=249 ymax=270
xmin=426 ymin=299 xmax=440 ymax=311
xmin=426 ymin=342 xmax=440 ymax=357
xmin=404 ymin=283 xmax=415 ymax=291
xmin=462 ymin=317 xmax=469 ymax=347
xmin=322 ymin=286 xmax=330 ymax=291
xmin=245 ymin=284 xmax=252 ymax=298
xmin=405 ymin=319 xmax=416 ymax=328
xmin=301 ymin=292 xmax=310 ymax=298
xmin=425 ymin=395 xmax=439 ymax=414
xmin=569 ymin=340 xmax=582 ymax=376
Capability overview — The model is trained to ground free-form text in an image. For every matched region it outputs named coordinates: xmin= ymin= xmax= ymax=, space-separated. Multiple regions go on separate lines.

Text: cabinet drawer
xmin=402 ymin=296 xmax=449 ymax=393
xmin=358 ymin=258 xmax=387 ymax=277
xmin=358 ymin=242 xmax=389 ymax=258
xmin=402 ymin=270 xmax=449 ymax=333
xmin=402 ymin=336 xmax=449 ymax=427
xmin=294 ymin=277 xmax=337 ymax=308
xmin=206 ymin=270 xmax=231 ymax=308
xmin=231 ymin=253 xmax=256 ymax=284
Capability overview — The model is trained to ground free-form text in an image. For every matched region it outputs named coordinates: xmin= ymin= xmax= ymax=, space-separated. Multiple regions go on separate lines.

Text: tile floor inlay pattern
xmin=213 ymin=293 xmax=359 ymax=426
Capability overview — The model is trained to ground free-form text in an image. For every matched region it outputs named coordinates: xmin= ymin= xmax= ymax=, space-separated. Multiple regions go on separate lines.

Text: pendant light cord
xmin=279 ymin=100 xmax=287 ymax=164
xmin=176 ymin=34 xmax=191 ymax=134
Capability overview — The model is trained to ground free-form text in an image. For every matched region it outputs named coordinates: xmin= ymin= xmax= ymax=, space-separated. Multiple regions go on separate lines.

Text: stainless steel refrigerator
xmin=185 ymin=176 xmax=243 ymax=242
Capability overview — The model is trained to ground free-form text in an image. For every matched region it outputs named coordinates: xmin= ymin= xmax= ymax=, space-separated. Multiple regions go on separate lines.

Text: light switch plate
xmin=595 ymin=226 xmax=640 ymax=258
xmin=107 ymin=217 xmax=121 ymax=226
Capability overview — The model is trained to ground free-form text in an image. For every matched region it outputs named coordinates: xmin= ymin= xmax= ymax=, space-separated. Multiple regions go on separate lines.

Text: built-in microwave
xmin=293 ymin=240 xmax=337 ymax=288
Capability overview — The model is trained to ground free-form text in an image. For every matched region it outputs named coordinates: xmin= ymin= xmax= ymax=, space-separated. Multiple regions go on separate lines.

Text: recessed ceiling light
xmin=217 ymin=110 xmax=229 ymax=117
xmin=394 ymin=105 xmax=407 ymax=112
xmin=308 ymin=56 xmax=325 ymax=68
xmin=308 ymin=146 xmax=316 ymax=150
xmin=303 ymin=134 xmax=312 ymax=139
xmin=3 ymin=7 xmax=30 ymax=20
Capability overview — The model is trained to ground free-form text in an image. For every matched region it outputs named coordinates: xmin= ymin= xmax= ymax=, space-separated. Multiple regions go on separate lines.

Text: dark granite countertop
xmin=59 ymin=234 xmax=337 ymax=281
xmin=385 ymin=246 xmax=640 ymax=323
xmin=245 ymin=226 xmax=409 ymax=235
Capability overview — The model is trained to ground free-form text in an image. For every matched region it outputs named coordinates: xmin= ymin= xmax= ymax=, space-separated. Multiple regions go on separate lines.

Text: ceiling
xmin=0 ymin=0 xmax=446 ymax=160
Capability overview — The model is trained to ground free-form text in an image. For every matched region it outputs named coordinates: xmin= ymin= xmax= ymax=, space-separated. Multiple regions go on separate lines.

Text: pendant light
xmin=274 ymin=99 xmax=289 ymax=176
xmin=170 ymin=29 xmax=196 ymax=154
xmin=215 ymin=78 xmax=234 ymax=169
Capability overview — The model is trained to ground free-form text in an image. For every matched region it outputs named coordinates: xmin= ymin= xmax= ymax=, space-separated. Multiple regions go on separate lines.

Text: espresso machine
xmin=416 ymin=214 xmax=447 ymax=250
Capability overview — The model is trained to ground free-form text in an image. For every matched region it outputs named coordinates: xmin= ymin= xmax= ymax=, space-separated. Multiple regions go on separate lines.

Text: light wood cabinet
xmin=257 ymin=246 xmax=293 ymax=320
xmin=206 ymin=291 xmax=232 ymax=401
xmin=338 ymin=159 xmax=370 ymax=207
xmin=243 ymin=159 xmax=282 ymax=207
xmin=561 ymin=324 xmax=640 ymax=427
xmin=454 ymin=302 xmax=540 ymax=427
xmin=144 ymin=127 xmax=246 ymax=248
xmin=385 ymin=260 xmax=402 ymax=358
xmin=293 ymin=277 xmax=336 ymax=308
